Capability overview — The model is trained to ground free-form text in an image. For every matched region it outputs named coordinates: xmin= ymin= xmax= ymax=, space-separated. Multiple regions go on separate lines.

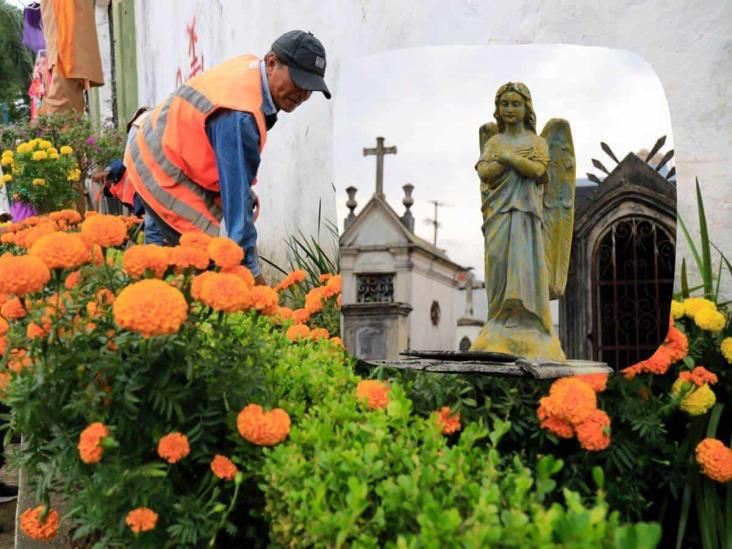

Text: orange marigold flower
xmin=122 ymin=245 xmax=169 ymax=278
xmin=541 ymin=378 xmax=597 ymax=426
xmin=1 ymin=297 xmax=27 ymax=320
xmin=49 ymin=209 xmax=82 ymax=225
xmin=274 ymin=269 xmax=306 ymax=291
xmin=696 ymin=438 xmax=732 ymax=483
xmin=0 ymin=254 xmax=51 ymax=296
xmin=356 ymin=380 xmax=391 ymax=410
xmin=16 ymin=223 xmax=58 ymax=248
xmin=64 ymin=270 xmax=82 ymax=290
xmin=96 ymin=288 xmax=116 ymax=306
xmin=220 ymin=264 xmax=256 ymax=287
xmin=665 ymin=325 xmax=688 ymax=362
xmin=0 ymin=371 xmax=9 ymax=398
xmin=0 ymin=336 xmax=7 ymax=357
xmin=436 ymin=406 xmax=461 ymax=435
xmin=309 ymin=327 xmax=330 ymax=341
xmin=237 ymin=403 xmax=291 ymax=446
xmin=198 ymin=272 xmax=252 ymax=312
xmin=169 ymin=245 xmax=210 ymax=272
xmin=80 ymin=214 xmax=128 ymax=247
xmin=323 ymin=274 xmax=342 ymax=298
xmin=19 ymin=505 xmax=59 ymax=541
xmin=113 ymin=280 xmax=188 ymax=337
xmin=179 ymin=231 xmax=212 ymax=250
xmin=0 ymin=316 xmax=7 ymax=335
xmin=319 ymin=273 xmax=333 ymax=283
xmin=274 ymin=306 xmax=296 ymax=322
xmin=250 ymin=285 xmax=279 ymax=315
xmin=304 ymin=286 xmax=326 ymax=315
xmin=30 ymin=232 xmax=91 ymax=270
xmin=575 ymin=409 xmax=611 ymax=451
xmin=26 ymin=322 xmax=47 ymax=340
xmin=8 ymin=348 xmax=32 ymax=373
xmin=572 ymin=373 xmax=608 ymax=393
xmin=78 ymin=422 xmax=109 ymax=464
xmin=286 ymin=324 xmax=310 ymax=342
xmin=207 ymin=237 xmax=243 ymax=269
xmin=680 ymin=366 xmax=719 ymax=387
xmin=210 ymin=454 xmax=238 ymax=480
xmin=190 ymin=271 xmax=217 ymax=301
xmin=157 ymin=432 xmax=190 ymax=463
xmin=537 ymin=399 xmax=575 ymax=439
xmin=0 ymin=233 xmax=14 ymax=244
xmin=293 ymin=308 xmax=310 ymax=324
xmin=125 ymin=507 xmax=158 ymax=533
xmin=329 ymin=336 xmax=344 ymax=348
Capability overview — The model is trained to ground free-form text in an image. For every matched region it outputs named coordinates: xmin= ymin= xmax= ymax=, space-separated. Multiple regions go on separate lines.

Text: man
xmin=124 ymin=30 xmax=330 ymax=284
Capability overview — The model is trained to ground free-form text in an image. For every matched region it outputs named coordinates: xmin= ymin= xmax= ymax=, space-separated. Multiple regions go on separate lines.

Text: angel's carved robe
xmin=471 ymin=132 xmax=566 ymax=361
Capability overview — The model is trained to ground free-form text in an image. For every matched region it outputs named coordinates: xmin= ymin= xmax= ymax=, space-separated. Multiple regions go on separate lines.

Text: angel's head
xmin=494 ymin=82 xmax=537 ymax=133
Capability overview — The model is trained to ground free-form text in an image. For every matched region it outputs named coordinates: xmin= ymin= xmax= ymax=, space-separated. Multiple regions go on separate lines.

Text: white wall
xmin=408 ymin=256 xmax=457 ymax=350
xmin=133 ymin=0 xmax=732 ymax=292
xmin=94 ymin=3 xmax=115 ymax=123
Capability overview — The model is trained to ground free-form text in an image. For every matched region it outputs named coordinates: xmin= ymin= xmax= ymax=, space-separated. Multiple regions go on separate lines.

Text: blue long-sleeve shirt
xmin=205 ymin=110 xmax=262 ymax=276
xmin=204 ymin=61 xmax=277 ymax=277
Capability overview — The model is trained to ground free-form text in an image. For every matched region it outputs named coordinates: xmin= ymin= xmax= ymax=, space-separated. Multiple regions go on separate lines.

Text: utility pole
xmin=424 ymin=200 xmax=447 ymax=246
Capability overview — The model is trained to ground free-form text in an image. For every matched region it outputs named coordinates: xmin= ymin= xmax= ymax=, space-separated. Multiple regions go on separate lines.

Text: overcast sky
xmin=334 ymin=45 xmax=674 ymax=280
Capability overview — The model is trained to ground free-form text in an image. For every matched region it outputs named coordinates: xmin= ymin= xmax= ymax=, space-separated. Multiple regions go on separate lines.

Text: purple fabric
xmin=22 ymin=4 xmax=45 ymax=54
xmin=9 ymin=201 xmax=38 ymax=223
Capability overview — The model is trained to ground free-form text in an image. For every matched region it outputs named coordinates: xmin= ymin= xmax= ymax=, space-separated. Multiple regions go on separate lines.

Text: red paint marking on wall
xmin=175 ymin=16 xmax=205 ymax=87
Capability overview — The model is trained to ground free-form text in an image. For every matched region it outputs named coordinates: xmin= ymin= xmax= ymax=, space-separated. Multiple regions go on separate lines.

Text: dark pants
xmin=142 ymin=200 xmax=181 ymax=246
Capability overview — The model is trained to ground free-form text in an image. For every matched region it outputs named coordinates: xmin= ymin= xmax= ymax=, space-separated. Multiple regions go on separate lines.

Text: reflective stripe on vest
xmin=126 ymin=54 xmax=267 ymax=236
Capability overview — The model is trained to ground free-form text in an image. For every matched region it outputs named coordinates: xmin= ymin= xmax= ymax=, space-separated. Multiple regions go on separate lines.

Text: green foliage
xmin=261 ymin=383 xmax=657 ymax=548
xmin=0 ymin=1 xmax=32 ymax=121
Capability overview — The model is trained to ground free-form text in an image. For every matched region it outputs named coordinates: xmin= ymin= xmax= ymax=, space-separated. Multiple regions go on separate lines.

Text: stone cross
xmin=363 ymin=136 xmax=397 ymax=196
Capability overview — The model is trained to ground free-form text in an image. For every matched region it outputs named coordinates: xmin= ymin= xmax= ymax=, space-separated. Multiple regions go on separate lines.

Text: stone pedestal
xmin=342 ymin=302 xmax=412 ymax=360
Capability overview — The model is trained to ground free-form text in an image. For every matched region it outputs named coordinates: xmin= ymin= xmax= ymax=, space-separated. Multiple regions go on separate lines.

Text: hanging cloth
xmin=52 ymin=0 xmax=76 ymax=77
xmin=22 ymin=3 xmax=45 ymax=53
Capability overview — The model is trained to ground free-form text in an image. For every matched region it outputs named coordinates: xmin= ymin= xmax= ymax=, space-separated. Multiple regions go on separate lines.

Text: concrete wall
xmin=133 ymin=0 xmax=732 ymax=291
xmin=408 ymin=253 xmax=458 ymax=351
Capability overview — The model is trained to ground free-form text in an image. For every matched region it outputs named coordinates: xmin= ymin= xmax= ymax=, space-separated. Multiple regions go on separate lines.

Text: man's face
xmin=265 ymin=54 xmax=312 ymax=113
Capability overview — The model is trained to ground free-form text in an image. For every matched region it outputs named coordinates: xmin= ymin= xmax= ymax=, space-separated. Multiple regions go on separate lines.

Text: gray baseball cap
xmin=271 ymin=30 xmax=331 ymax=99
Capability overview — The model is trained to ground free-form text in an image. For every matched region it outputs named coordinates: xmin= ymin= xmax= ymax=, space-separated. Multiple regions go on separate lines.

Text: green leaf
xmin=681 ymin=258 xmax=690 ymax=299
xmin=675 ymin=480 xmax=692 ymax=549
xmin=695 ymin=179 xmax=713 ymax=298
xmin=592 ymin=467 xmax=605 ymax=490
xmin=677 ymin=215 xmax=703 ymax=282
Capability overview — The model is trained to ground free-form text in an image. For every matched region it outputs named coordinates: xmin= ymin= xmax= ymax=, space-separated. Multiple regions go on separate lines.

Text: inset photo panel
xmin=335 ymin=45 xmax=676 ymax=371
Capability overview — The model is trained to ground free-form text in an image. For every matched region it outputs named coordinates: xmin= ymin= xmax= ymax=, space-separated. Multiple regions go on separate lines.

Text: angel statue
xmin=470 ymin=82 xmax=575 ymax=362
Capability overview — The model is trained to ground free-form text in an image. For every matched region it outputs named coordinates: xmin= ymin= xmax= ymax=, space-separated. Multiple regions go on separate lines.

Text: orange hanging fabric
xmin=52 ymin=0 xmax=76 ymax=77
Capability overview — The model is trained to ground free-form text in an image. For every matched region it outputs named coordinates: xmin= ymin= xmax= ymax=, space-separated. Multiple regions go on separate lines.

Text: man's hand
xmin=254 ymin=273 xmax=267 ymax=286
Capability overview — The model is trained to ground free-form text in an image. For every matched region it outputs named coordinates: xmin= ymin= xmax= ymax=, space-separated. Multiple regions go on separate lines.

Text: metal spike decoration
xmin=586 ymin=172 xmax=602 ymax=185
xmin=645 ymin=135 xmax=667 ymax=162
xmin=666 ymin=167 xmax=676 ymax=180
xmin=592 ymin=159 xmax=610 ymax=175
xmin=656 ymin=149 xmax=674 ymax=172
xmin=600 ymin=142 xmax=620 ymax=164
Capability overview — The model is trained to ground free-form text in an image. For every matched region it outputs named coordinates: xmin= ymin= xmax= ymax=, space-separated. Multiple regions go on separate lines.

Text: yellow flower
xmin=1 ymin=150 xmax=12 ymax=158
xmin=683 ymin=297 xmax=717 ymax=320
xmin=16 ymin=143 xmax=30 ymax=154
xmin=49 ymin=153 xmax=60 ymax=160
xmin=721 ymin=337 xmax=732 ymax=364
xmin=32 ymin=150 xmax=48 ymax=161
xmin=0 ymin=156 xmax=12 ymax=167
xmin=38 ymin=140 xmax=52 ymax=150
xmin=672 ymin=379 xmax=716 ymax=416
xmin=59 ymin=145 xmax=74 ymax=155
xmin=28 ymin=138 xmax=39 ymax=148
xmin=32 ymin=178 xmax=46 ymax=186
xmin=694 ymin=309 xmax=726 ymax=332
xmin=48 ymin=147 xmax=58 ymax=155
xmin=67 ymin=168 xmax=81 ymax=182
xmin=1 ymin=174 xmax=11 ymax=184
xmin=670 ymin=300 xmax=684 ymax=319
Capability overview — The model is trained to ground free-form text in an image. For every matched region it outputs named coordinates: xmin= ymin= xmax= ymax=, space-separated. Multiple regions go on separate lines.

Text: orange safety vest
xmin=124 ymin=54 xmax=267 ymax=235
